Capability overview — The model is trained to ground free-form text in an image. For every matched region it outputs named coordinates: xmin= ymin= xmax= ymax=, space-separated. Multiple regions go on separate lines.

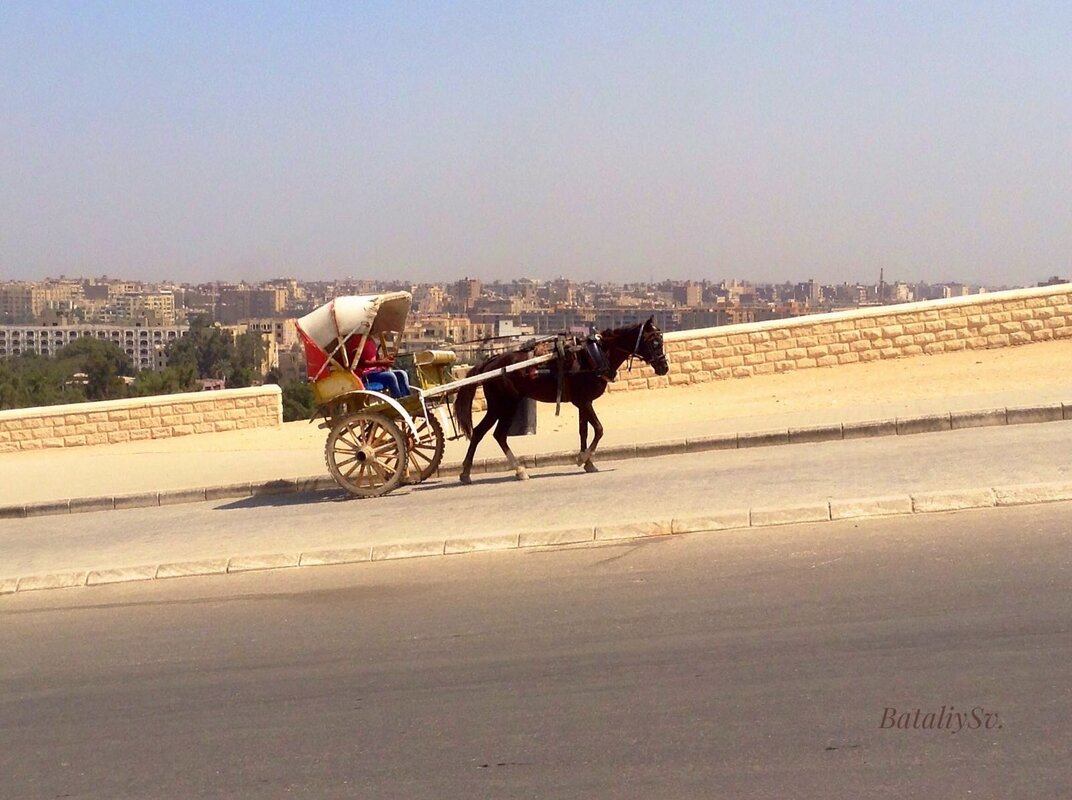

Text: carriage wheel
xmin=403 ymin=412 xmax=445 ymax=484
xmin=325 ymin=412 xmax=407 ymax=498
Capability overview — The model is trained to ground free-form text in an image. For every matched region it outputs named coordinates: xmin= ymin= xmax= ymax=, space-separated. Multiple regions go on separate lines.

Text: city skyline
xmin=2 ymin=2 xmax=1069 ymax=285
xmin=0 ymin=271 xmax=1032 ymax=292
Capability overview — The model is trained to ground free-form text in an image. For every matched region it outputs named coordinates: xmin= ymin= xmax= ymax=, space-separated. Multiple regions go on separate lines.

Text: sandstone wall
xmin=0 ymin=385 xmax=283 ymax=453
xmin=602 ymin=284 xmax=1072 ymax=393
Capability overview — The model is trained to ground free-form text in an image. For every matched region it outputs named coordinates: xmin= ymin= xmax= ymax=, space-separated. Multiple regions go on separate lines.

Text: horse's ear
xmin=646 ymin=316 xmax=655 ymax=329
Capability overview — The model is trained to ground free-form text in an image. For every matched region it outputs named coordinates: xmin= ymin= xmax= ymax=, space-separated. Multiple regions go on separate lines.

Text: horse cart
xmin=296 ymin=292 xmax=555 ymax=498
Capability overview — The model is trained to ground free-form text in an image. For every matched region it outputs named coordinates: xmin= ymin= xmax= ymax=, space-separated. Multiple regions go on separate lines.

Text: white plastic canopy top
xmin=296 ymin=292 xmax=412 ymax=351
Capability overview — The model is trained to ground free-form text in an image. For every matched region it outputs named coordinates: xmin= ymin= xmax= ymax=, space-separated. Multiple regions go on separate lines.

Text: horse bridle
xmin=616 ymin=324 xmax=666 ymax=373
xmin=623 ymin=324 xmax=644 ymax=373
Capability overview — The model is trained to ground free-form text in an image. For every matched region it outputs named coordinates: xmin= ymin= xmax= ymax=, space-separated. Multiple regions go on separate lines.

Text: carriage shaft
xmin=420 ymin=352 xmax=558 ymax=399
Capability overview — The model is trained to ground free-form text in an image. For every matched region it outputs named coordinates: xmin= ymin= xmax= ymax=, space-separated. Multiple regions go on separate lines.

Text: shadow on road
xmin=409 ymin=466 xmax=615 ymax=494
xmin=211 ymin=466 xmax=613 ymax=511
xmin=214 ymin=490 xmax=350 ymax=511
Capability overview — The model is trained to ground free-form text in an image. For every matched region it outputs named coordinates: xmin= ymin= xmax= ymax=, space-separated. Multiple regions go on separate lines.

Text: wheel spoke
xmin=369 ymin=459 xmax=390 ymax=483
xmin=355 ymin=463 xmax=370 ymax=487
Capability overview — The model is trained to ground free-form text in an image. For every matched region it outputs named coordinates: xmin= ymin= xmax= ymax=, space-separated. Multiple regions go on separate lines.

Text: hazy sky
xmin=1 ymin=1 xmax=1069 ymax=285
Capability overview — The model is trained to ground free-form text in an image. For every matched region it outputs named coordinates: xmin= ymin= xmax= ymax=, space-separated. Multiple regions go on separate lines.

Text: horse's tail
xmin=454 ymin=357 xmax=496 ymax=439
xmin=455 ymin=382 xmax=477 ymax=438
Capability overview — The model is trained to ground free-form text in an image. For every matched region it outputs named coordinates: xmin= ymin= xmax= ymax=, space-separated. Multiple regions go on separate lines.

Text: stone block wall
xmin=0 ymin=385 xmax=283 ymax=453
xmin=605 ymin=283 xmax=1072 ymax=393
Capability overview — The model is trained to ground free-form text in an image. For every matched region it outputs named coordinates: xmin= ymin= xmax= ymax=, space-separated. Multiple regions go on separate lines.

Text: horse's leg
xmin=493 ymin=410 xmax=528 ymax=481
xmin=576 ymin=404 xmax=590 ymax=466
xmin=578 ymin=400 xmax=604 ymax=473
xmin=459 ymin=411 xmax=497 ymax=485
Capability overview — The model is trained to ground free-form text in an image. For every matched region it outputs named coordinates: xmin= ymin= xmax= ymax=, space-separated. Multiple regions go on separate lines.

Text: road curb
xmin=2 ymin=400 xmax=1071 ymax=519
xmin=5 ymin=480 xmax=1072 ymax=597
xmin=911 ymin=488 xmax=997 ymax=513
xmin=829 ymin=495 xmax=914 ymax=520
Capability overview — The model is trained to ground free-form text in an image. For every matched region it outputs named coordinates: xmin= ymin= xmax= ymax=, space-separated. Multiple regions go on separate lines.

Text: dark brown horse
xmin=454 ymin=318 xmax=670 ymax=483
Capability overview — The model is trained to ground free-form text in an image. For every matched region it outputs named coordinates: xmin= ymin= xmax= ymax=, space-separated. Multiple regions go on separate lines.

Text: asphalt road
xmin=2 ymin=502 xmax=1070 ymax=799
xmin=3 ymin=421 xmax=1072 ymax=576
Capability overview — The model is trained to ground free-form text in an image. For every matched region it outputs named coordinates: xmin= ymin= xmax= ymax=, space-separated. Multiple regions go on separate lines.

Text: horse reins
xmin=625 ymin=324 xmax=645 ymax=372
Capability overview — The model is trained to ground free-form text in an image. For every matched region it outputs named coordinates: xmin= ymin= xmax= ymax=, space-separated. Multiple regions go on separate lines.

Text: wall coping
xmin=0 ymin=384 xmax=281 ymax=423
xmin=663 ymin=283 xmax=1072 ymax=342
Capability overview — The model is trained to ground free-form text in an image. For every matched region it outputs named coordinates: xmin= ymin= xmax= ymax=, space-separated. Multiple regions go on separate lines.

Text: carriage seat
xmin=361 ymin=373 xmax=410 ymax=398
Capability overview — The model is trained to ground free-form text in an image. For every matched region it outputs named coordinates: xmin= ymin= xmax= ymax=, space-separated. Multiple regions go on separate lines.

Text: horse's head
xmin=636 ymin=317 xmax=670 ymax=375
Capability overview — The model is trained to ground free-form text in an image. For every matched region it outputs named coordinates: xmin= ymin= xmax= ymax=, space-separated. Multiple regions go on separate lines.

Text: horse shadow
xmin=411 ymin=466 xmax=617 ymax=494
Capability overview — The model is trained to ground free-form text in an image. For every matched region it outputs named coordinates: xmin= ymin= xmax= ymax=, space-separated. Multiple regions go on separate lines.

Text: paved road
xmin=2 ymin=421 xmax=1072 ymax=577
xmin=1 ymin=503 xmax=1070 ymax=798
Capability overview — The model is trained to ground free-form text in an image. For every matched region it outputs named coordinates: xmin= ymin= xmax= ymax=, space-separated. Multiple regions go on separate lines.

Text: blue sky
xmin=1 ymin=1 xmax=1069 ymax=284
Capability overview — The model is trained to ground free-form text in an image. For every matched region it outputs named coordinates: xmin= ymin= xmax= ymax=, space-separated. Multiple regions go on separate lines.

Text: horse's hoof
xmin=459 ymin=473 xmax=472 ymax=485
xmin=575 ymin=452 xmax=587 ymax=466
xmin=516 ymin=470 xmax=530 ymax=481
xmin=584 ymin=462 xmax=600 ymax=473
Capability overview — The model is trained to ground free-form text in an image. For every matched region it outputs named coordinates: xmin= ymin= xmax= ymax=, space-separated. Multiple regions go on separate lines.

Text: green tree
xmin=130 ymin=363 xmax=199 ymax=396
xmin=229 ymin=331 xmax=268 ymax=388
xmin=280 ymin=380 xmax=314 ymax=422
xmin=54 ymin=338 xmax=132 ymax=401
xmin=167 ymin=315 xmax=235 ymax=380
xmin=165 ymin=317 xmax=268 ymax=387
xmin=0 ymin=352 xmax=86 ymax=409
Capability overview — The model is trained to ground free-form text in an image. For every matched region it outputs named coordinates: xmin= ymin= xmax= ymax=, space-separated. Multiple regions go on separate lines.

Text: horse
xmin=453 ymin=318 xmax=670 ymax=484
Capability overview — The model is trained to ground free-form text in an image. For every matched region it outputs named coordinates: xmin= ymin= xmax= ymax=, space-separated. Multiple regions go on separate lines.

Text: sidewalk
xmin=2 ymin=340 xmax=1071 ymax=505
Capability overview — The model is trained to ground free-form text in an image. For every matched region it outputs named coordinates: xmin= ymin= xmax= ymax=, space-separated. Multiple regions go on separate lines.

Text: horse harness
xmin=516 ymin=331 xmax=647 ymax=415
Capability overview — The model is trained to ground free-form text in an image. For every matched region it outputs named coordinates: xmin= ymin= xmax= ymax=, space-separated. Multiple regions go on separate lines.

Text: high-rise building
xmin=0 ymin=284 xmax=45 ymax=321
xmin=452 ymin=277 xmax=481 ymax=310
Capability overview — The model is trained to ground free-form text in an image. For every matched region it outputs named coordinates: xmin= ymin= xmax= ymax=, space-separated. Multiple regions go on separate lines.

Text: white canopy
xmin=296 ymin=292 xmax=412 ymax=351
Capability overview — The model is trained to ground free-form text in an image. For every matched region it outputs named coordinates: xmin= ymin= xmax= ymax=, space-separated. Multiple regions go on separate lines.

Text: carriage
xmin=296 ymin=292 xmax=556 ymax=498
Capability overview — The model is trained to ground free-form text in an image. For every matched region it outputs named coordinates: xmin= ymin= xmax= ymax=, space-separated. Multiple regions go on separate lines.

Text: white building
xmin=0 ymin=324 xmax=188 ymax=372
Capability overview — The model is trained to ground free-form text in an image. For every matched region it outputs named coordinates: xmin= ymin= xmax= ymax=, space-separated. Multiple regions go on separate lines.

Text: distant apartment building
xmin=793 ymin=279 xmax=821 ymax=306
xmin=472 ymin=296 xmax=524 ymax=315
xmin=231 ymin=317 xmax=300 ymax=373
xmin=81 ymin=281 xmax=111 ymax=301
xmin=591 ymin=308 xmax=676 ymax=330
xmin=672 ymin=282 xmax=703 ymax=307
xmin=412 ymin=284 xmax=447 ymax=314
xmin=941 ymin=283 xmax=972 ymax=298
xmin=0 ymin=284 xmax=43 ymax=321
xmin=86 ymin=290 xmax=177 ymax=325
xmin=404 ymin=315 xmax=492 ymax=348
xmin=0 ymin=281 xmax=86 ymax=322
xmin=517 ymin=309 xmax=595 ymax=335
xmin=451 ymin=277 xmax=482 ymax=311
xmin=0 ymin=324 xmax=188 ymax=371
xmin=548 ymin=279 xmax=575 ymax=305
xmin=239 ymin=318 xmax=298 ymax=349
xmin=217 ymin=287 xmax=288 ymax=324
